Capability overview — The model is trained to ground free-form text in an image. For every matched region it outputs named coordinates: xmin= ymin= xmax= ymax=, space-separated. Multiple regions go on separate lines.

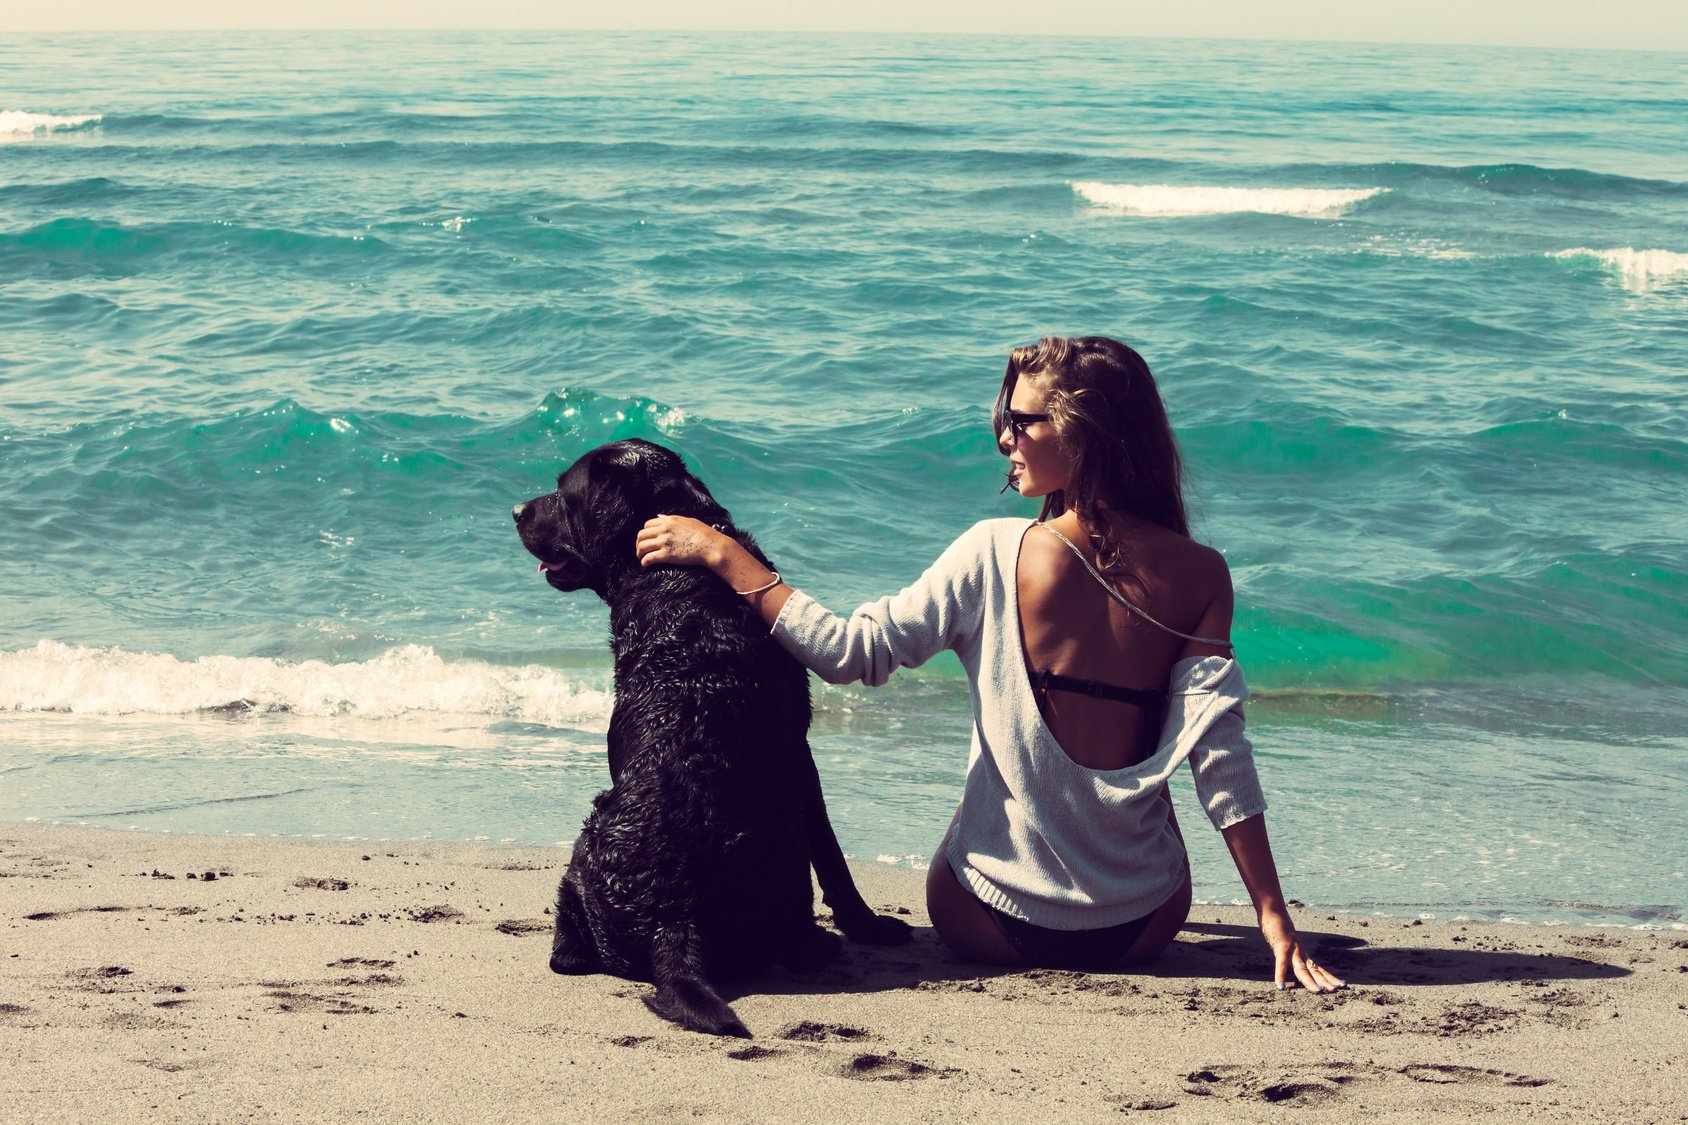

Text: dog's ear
xmin=605 ymin=440 xmax=726 ymax=523
xmin=594 ymin=441 xmax=672 ymax=510
xmin=655 ymin=469 xmax=722 ymax=520
xmin=575 ymin=443 xmax=651 ymax=536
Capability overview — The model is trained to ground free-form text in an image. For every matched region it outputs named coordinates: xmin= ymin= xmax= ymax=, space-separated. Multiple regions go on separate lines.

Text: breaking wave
xmin=1549 ymin=247 xmax=1688 ymax=294
xmin=1072 ymin=181 xmax=1386 ymax=218
xmin=0 ymin=110 xmax=102 ymax=140
xmin=0 ymin=640 xmax=612 ymax=728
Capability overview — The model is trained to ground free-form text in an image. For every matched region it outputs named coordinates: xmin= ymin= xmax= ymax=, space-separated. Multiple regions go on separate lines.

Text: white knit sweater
xmin=772 ymin=518 xmax=1268 ymax=930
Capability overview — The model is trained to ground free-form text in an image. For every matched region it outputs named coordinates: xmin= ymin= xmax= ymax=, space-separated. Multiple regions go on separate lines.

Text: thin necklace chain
xmin=1035 ymin=523 xmax=1234 ymax=650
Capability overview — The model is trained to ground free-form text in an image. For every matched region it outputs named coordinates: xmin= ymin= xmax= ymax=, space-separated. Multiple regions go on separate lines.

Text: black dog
xmin=513 ymin=438 xmax=910 ymax=1037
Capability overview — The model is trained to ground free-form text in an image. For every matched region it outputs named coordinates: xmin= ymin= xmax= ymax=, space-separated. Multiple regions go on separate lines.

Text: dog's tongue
xmin=538 ymin=561 xmax=550 ymax=573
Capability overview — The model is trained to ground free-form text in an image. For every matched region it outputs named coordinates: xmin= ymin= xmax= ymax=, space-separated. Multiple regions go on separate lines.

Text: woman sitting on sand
xmin=636 ymin=335 xmax=1345 ymax=991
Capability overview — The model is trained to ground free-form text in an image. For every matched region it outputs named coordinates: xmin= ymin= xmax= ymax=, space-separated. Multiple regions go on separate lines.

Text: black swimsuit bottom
xmin=983 ymin=900 xmax=1156 ymax=971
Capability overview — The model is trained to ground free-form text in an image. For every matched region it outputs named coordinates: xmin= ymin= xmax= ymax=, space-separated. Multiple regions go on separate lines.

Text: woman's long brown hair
xmin=995 ymin=336 xmax=1190 ymax=575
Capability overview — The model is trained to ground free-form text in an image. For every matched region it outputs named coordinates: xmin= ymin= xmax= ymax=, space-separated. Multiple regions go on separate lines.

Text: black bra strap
xmin=1034 ymin=668 xmax=1164 ymax=710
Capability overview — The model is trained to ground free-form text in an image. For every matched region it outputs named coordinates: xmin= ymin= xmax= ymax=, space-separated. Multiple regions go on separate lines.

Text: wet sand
xmin=3 ymin=822 xmax=1683 ymax=1122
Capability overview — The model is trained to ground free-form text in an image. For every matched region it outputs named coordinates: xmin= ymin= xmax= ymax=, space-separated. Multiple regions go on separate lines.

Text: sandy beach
xmin=2 ymin=822 xmax=1683 ymax=1123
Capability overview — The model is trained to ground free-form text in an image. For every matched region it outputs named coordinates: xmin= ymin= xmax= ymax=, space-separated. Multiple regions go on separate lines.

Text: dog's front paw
xmin=837 ymin=910 xmax=914 ymax=946
xmin=549 ymin=947 xmax=596 ymax=975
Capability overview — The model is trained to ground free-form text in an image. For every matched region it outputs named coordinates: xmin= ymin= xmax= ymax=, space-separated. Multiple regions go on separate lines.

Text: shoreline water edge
xmin=3 ymin=821 xmax=1685 ymax=1122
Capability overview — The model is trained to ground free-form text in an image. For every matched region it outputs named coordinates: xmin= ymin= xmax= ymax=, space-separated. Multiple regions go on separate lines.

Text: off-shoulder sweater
xmin=771 ymin=518 xmax=1267 ymax=930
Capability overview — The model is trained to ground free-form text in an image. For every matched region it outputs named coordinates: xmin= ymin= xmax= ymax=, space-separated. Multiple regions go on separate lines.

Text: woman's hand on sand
xmin=636 ymin=515 xmax=724 ymax=570
xmin=1260 ymin=907 xmax=1347 ymax=993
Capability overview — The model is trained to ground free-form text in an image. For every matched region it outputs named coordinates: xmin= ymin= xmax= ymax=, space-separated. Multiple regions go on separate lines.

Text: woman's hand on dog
xmin=639 ymin=515 xmax=792 ymax=622
xmin=636 ymin=515 xmax=726 ymax=570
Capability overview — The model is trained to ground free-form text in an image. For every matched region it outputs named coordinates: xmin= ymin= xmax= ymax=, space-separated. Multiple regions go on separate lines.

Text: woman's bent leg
xmin=1119 ymin=866 xmax=1192 ymax=966
xmin=925 ymin=830 xmax=1022 ymax=966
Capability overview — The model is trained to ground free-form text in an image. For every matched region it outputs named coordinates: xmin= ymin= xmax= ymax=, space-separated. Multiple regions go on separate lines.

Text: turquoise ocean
xmin=2 ymin=32 xmax=1684 ymax=927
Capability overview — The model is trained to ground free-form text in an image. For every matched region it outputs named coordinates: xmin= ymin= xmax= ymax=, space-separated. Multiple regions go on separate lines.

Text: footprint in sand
xmin=405 ymin=905 xmax=464 ymax=923
xmin=1186 ymin=1062 xmax=1383 ymax=1106
xmin=265 ymin=988 xmax=378 ymax=1016
xmin=1181 ymin=1060 xmax=1548 ymax=1105
xmin=1102 ymin=1095 xmax=1178 ymax=1112
xmin=26 ymin=906 xmax=137 ymax=921
xmin=293 ymin=876 xmax=350 ymax=891
xmin=73 ymin=965 xmax=133 ymax=979
xmin=67 ymin=966 xmax=138 ymax=994
xmin=1401 ymin=1064 xmax=1549 ymax=1087
xmin=839 ymin=1052 xmax=958 ymax=1081
xmin=778 ymin=1020 xmax=870 ymax=1043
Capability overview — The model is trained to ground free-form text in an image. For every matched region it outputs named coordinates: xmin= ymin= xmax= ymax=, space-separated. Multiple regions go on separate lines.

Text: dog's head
xmin=513 ymin=439 xmax=725 ymax=598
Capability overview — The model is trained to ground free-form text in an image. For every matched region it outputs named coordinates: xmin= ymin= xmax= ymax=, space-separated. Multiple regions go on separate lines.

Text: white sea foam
xmin=1072 ymin=181 xmax=1385 ymax=218
xmin=1550 ymin=247 xmax=1688 ymax=294
xmin=0 ymin=640 xmax=612 ymax=728
xmin=0 ymin=110 xmax=102 ymax=141
xmin=648 ymin=405 xmax=687 ymax=431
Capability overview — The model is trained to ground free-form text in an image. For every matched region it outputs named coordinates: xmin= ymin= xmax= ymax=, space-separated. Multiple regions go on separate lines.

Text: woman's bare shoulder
xmin=1019 ymin=519 xmax=1073 ymax=564
xmin=1177 ymin=535 xmax=1232 ymax=584
xmin=1142 ymin=528 xmax=1233 ymax=611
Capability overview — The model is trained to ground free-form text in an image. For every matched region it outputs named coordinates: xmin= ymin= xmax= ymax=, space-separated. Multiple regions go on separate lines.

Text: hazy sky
xmin=3 ymin=0 xmax=1684 ymax=52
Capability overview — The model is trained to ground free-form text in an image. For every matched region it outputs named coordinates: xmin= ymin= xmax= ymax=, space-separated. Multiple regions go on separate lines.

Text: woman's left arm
xmin=1221 ymin=814 xmax=1347 ymax=992
xmin=1177 ymin=561 xmax=1345 ymax=992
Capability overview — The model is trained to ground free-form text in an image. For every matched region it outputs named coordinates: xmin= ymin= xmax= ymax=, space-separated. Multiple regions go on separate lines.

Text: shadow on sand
xmin=731 ymin=917 xmax=1630 ymax=1004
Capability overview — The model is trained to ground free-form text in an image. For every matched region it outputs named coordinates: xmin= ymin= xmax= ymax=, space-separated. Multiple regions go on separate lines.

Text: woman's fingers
xmin=636 ymin=515 xmax=717 ymax=568
xmin=1290 ymin=951 xmax=1347 ymax=993
xmin=1274 ymin=940 xmax=1347 ymax=992
xmin=635 ymin=516 xmax=676 ymax=566
xmin=1305 ymin=959 xmax=1347 ymax=990
xmin=1260 ymin=910 xmax=1348 ymax=993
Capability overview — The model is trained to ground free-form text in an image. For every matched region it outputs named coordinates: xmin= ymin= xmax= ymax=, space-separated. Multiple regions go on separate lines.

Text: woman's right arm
xmin=635 ymin=515 xmax=982 ymax=685
xmin=635 ymin=515 xmax=792 ymax=626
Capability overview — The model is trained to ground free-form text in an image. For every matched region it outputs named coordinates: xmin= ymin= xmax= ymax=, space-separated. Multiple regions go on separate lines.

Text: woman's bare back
xmin=1016 ymin=510 xmax=1234 ymax=771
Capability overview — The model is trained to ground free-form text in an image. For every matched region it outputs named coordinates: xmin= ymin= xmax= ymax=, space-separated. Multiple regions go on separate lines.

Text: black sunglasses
xmin=998 ymin=407 xmax=1050 ymax=441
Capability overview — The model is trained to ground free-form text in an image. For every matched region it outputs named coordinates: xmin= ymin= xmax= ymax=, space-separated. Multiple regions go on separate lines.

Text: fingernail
xmin=1276 ymin=982 xmax=1286 ymax=990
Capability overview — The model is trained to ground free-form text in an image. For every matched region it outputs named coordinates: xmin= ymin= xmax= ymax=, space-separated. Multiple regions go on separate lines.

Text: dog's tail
xmin=643 ymin=926 xmax=749 ymax=1038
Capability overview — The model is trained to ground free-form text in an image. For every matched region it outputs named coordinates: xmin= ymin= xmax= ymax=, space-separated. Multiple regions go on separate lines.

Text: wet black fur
xmin=514 ymin=438 xmax=910 ymax=1037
